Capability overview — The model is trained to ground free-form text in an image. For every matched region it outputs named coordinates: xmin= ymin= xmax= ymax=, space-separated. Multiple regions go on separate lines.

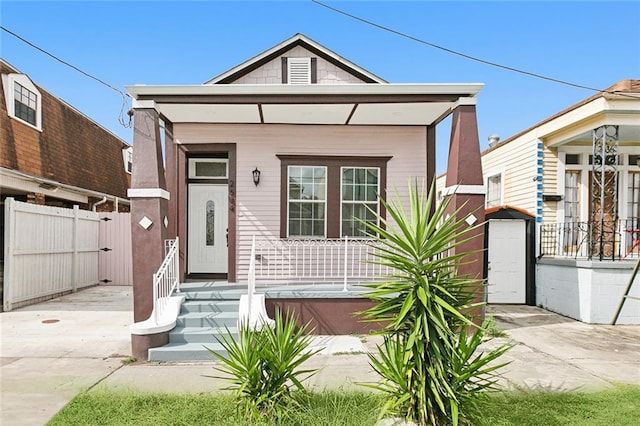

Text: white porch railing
xmin=152 ymin=237 xmax=180 ymax=324
xmin=254 ymin=236 xmax=392 ymax=284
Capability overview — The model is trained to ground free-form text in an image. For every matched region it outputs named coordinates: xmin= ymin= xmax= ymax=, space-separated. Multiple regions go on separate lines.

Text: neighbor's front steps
xmin=148 ymin=282 xmax=247 ymax=362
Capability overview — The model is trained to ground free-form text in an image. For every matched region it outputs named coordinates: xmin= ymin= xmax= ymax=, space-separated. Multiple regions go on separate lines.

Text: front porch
xmin=147 ymin=280 xmax=381 ymax=362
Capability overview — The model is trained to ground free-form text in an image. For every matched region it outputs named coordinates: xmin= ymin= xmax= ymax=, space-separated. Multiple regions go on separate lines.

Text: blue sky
xmin=2 ymin=1 xmax=639 ymax=172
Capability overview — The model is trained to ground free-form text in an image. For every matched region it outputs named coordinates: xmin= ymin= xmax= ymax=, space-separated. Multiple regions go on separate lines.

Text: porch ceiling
xmin=126 ymin=83 xmax=483 ymax=126
xmin=560 ymin=125 xmax=640 ymax=145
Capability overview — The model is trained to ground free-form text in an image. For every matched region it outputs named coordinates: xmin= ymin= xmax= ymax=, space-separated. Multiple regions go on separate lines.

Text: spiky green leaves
xmin=360 ymin=182 xmax=511 ymax=426
xmin=207 ymin=311 xmax=322 ymax=421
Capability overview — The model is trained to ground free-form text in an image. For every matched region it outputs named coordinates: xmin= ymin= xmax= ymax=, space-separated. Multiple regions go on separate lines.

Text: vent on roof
xmin=287 ymin=57 xmax=311 ymax=84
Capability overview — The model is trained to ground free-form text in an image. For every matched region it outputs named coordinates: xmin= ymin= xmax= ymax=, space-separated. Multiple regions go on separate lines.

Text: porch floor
xmin=180 ymin=280 xmax=372 ymax=299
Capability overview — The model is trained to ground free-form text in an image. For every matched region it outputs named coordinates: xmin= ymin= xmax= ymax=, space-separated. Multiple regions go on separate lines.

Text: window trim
xmin=278 ymin=155 xmax=391 ymax=239
xmin=123 ymin=146 xmax=133 ymax=174
xmin=2 ymin=73 xmax=42 ymax=131
xmin=485 ymin=171 xmax=503 ymax=208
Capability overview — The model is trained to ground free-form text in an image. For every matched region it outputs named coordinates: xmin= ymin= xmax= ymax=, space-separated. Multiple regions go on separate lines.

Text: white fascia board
xmin=204 ymin=33 xmax=387 ymax=84
xmin=0 ymin=167 xmax=129 ymax=205
xmin=132 ymin=99 xmax=156 ymax=109
xmin=126 ymin=83 xmax=484 ymax=99
xmin=128 ymin=188 xmax=170 ymax=200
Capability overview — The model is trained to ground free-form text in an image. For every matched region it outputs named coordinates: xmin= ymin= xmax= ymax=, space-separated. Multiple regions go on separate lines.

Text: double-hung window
xmin=287 ymin=166 xmax=326 ymax=237
xmin=14 ymin=82 xmax=38 ymax=126
xmin=279 ymin=155 xmax=390 ymax=239
xmin=2 ymin=73 xmax=42 ymax=130
xmin=341 ymin=167 xmax=379 ymax=237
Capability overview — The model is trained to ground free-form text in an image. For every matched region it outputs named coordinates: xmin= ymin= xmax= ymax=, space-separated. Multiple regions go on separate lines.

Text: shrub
xmin=207 ymin=310 xmax=322 ymax=421
xmin=361 ymin=182 xmax=511 ymax=426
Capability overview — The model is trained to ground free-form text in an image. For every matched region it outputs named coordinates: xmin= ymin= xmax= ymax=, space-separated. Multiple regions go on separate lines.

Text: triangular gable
xmin=205 ymin=33 xmax=386 ymax=84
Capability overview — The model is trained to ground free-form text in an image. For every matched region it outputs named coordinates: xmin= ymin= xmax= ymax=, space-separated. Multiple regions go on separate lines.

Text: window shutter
xmin=311 ymin=57 xmax=317 ymax=83
xmin=287 ymin=57 xmax=311 ymax=84
xmin=281 ymin=57 xmax=288 ymax=84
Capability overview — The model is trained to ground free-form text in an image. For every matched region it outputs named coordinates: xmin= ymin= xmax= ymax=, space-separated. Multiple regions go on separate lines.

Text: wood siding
xmin=482 ymin=136 xmax=538 ymax=215
xmin=233 ymin=46 xmax=366 ymax=85
xmin=174 ymin=123 xmax=428 ymax=281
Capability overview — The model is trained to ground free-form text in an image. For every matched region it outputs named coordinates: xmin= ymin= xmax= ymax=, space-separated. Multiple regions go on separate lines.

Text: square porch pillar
xmin=128 ymin=102 xmax=170 ymax=359
xmin=444 ymin=101 xmax=485 ymax=319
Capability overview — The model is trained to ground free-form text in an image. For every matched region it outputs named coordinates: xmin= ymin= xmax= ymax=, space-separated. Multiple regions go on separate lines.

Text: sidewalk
xmin=2 ymin=286 xmax=639 ymax=425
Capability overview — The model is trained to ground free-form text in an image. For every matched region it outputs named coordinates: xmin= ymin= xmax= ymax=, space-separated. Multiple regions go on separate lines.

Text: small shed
xmin=484 ymin=206 xmax=536 ymax=305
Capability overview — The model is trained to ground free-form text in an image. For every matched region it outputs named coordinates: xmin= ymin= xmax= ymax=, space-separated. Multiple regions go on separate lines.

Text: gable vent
xmin=287 ymin=57 xmax=311 ymax=84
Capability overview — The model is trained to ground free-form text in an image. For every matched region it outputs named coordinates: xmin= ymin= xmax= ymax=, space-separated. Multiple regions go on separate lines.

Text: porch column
xmin=129 ymin=102 xmax=170 ymax=359
xmin=443 ymin=100 xmax=485 ymax=319
xmin=426 ymin=124 xmax=436 ymax=214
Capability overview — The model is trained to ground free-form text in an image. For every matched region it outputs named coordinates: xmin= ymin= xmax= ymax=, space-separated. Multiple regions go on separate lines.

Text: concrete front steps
xmin=148 ymin=283 xmax=246 ymax=362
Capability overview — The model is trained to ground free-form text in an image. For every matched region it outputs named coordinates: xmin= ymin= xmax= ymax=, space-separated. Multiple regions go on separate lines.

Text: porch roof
xmin=126 ymin=83 xmax=483 ymax=126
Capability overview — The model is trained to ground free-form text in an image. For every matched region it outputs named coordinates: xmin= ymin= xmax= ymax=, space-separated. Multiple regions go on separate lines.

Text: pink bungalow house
xmin=126 ymin=34 xmax=486 ymax=360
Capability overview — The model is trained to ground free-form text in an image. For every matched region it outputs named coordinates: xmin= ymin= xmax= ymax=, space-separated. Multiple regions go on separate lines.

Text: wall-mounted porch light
xmin=252 ymin=167 xmax=261 ymax=186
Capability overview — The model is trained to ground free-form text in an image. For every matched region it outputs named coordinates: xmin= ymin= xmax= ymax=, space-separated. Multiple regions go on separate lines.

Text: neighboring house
xmin=0 ymin=58 xmax=133 ymax=309
xmin=438 ymin=80 xmax=640 ymax=324
xmin=0 ymin=59 xmax=131 ymax=212
xmin=126 ymin=33 xmax=487 ymax=360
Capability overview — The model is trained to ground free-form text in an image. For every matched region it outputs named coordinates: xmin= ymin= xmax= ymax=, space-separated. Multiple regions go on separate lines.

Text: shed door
xmin=188 ymin=184 xmax=228 ymax=274
xmin=487 ymin=219 xmax=526 ymax=304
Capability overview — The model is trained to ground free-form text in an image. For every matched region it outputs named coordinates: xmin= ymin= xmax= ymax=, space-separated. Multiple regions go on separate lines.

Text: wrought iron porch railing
xmin=254 ymin=236 xmax=392 ymax=285
xmin=539 ymin=220 xmax=639 ymax=260
xmin=152 ymin=237 xmax=180 ymax=324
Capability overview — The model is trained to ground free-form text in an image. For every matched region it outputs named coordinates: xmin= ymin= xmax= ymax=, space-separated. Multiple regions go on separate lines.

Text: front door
xmin=188 ymin=184 xmax=228 ymax=274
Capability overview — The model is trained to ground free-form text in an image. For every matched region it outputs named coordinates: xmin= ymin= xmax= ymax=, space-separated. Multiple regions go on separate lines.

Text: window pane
xmin=206 ymin=201 xmax=215 ymax=246
xmin=342 ymin=168 xmax=353 ymax=184
xmin=367 ymin=169 xmax=378 ymax=185
xmin=342 ymin=184 xmax=353 ymax=201
xmin=289 ymin=220 xmax=300 ymax=236
xmin=366 ymin=186 xmax=377 ymax=202
xmin=195 ymin=161 xmax=227 ymax=178
xmin=486 ymin=174 xmax=502 ymax=208
xmin=289 ymin=181 xmax=301 ymax=199
xmin=289 ymin=202 xmax=301 ymax=219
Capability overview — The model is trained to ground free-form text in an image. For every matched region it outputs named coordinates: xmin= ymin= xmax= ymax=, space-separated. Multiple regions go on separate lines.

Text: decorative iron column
xmin=591 ymin=125 xmax=619 ymax=260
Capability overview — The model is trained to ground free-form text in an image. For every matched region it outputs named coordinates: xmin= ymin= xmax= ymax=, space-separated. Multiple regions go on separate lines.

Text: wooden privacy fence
xmin=3 ymin=198 xmax=132 ymax=311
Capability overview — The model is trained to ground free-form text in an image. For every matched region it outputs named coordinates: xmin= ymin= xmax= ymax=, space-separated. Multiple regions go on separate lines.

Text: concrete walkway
xmin=1 ymin=286 xmax=639 ymax=425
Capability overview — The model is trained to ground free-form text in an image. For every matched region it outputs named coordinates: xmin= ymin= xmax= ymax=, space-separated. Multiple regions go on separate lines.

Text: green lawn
xmin=48 ymin=386 xmax=640 ymax=426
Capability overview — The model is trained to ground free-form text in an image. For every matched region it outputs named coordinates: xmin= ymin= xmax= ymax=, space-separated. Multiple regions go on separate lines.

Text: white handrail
xmin=153 ymin=237 xmax=180 ymax=324
xmin=248 ymin=235 xmax=256 ymax=317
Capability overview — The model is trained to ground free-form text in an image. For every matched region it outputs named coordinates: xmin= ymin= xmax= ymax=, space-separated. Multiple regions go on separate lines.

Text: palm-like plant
xmin=361 ymin=182 xmax=511 ymax=426
xmin=207 ymin=310 xmax=321 ymax=421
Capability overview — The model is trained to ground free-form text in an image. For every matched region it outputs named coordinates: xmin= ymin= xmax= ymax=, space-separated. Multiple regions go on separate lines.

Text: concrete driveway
xmin=1 ymin=286 xmax=639 ymax=426
xmin=1 ymin=286 xmax=133 ymax=426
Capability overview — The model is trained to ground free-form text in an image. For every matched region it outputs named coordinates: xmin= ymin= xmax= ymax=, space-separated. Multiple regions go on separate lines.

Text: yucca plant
xmin=207 ymin=310 xmax=322 ymax=421
xmin=361 ymin=182 xmax=511 ymax=426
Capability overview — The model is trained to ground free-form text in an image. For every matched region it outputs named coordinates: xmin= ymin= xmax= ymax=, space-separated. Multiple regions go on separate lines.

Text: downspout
xmin=92 ymin=196 xmax=107 ymax=212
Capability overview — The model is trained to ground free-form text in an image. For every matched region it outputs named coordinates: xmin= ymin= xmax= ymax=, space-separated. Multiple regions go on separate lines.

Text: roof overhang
xmin=126 ymin=83 xmax=483 ymax=126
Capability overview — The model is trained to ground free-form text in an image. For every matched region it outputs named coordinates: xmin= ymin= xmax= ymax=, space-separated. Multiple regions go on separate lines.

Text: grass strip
xmin=48 ymin=386 xmax=640 ymax=426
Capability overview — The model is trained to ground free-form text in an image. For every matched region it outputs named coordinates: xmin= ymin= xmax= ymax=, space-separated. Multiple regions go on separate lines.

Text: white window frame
xmin=286 ymin=165 xmax=327 ymax=238
xmin=485 ymin=171 xmax=503 ymax=208
xmin=188 ymin=158 xmax=228 ymax=179
xmin=2 ymin=73 xmax=42 ymax=131
xmin=340 ymin=166 xmax=380 ymax=238
xmin=287 ymin=57 xmax=311 ymax=85
xmin=122 ymin=146 xmax=133 ymax=174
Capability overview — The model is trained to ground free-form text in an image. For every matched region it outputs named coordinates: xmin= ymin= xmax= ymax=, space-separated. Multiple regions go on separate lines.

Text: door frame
xmin=167 ymin=143 xmax=237 ymax=282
